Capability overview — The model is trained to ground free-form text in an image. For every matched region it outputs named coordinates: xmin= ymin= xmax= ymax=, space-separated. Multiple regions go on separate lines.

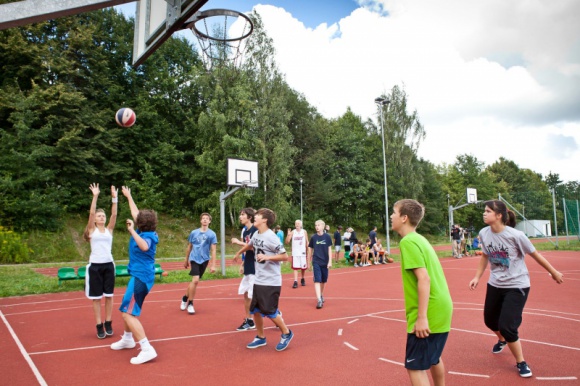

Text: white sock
xmin=123 ymin=331 xmax=133 ymax=340
xmin=139 ymin=337 xmax=152 ymax=351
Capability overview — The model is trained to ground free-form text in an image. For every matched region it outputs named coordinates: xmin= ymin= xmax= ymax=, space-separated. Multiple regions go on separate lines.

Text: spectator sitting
xmin=373 ymin=239 xmax=387 ymax=264
xmin=473 ymin=235 xmax=480 ymax=249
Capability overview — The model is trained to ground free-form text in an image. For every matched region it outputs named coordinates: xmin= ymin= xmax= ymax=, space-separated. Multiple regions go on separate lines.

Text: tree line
xmin=1 ymin=9 xmax=578 ymax=236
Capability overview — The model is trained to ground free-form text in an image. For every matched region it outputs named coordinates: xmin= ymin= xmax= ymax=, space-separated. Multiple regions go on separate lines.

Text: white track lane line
xmin=378 ymin=358 xmax=404 ymax=366
xmin=448 ymin=371 xmax=490 ymax=378
xmin=348 ymin=319 xmax=359 ymax=324
xmin=536 ymin=377 xmax=578 ymax=381
xmin=0 ymin=310 xmax=47 ymax=386
xmin=338 ymin=329 xmax=343 ymax=336
xmin=344 ymin=342 xmax=359 ymax=350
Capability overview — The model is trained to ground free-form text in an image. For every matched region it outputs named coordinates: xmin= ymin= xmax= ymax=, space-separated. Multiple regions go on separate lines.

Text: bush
xmin=0 ymin=226 xmax=31 ymax=264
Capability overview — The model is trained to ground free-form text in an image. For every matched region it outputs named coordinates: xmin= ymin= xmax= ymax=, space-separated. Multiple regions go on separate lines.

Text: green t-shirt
xmin=399 ymin=232 xmax=453 ymax=333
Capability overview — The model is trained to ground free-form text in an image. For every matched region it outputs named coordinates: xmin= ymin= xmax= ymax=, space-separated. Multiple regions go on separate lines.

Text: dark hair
xmin=137 ymin=209 xmax=158 ymax=232
xmin=485 ymin=200 xmax=516 ymax=227
xmin=394 ymin=199 xmax=425 ymax=227
xmin=256 ymin=208 xmax=276 ymax=228
xmin=240 ymin=208 xmax=255 ymax=223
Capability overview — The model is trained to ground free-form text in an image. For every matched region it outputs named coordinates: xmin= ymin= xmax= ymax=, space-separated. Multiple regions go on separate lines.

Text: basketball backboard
xmin=227 ymin=158 xmax=258 ymax=187
xmin=467 ymin=188 xmax=478 ymax=203
xmin=133 ymin=0 xmax=208 ymax=67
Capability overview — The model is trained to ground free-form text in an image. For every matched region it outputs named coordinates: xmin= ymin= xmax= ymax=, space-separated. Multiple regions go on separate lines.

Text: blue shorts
xmin=405 ymin=332 xmax=449 ymax=370
xmin=119 ymin=277 xmax=152 ymax=317
xmin=312 ymin=263 xmax=328 ymax=283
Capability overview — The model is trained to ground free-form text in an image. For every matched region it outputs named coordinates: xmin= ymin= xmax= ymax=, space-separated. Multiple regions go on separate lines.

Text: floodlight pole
xmin=375 ymin=97 xmax=391 ymax=254
xmin=300 ymin=178 xmax=303 ymax=223
xmin=219 ymin=186 xmax=242 ymax=276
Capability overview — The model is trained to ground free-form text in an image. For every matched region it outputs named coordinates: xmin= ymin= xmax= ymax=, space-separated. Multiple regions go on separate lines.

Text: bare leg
xmin=293 ymin=270 xmax=298 ymax=282
xmin=187 ymin=276 xmax=200 ymax=301
xmin=104 ymin=297 xmax=113 ymax=321
xmin=320 ymin=282 xmax=326 ymax=298
xmin=270 ymin=314 xmax=290 ymax=335
xmin=407 ymin=369 xmax=430 ymax=386
xmin=314 ymin=282 xmax=322 ymax=300
xmin=431 ymin=358 xmax=446 ymax=386
xmin=507 ymin=339 xmax=525 ymax=363
xmin=254 ymin=313 xmax=265 ymax=338
xmin=92 ymin=299 xmax=102 ymax=324
xmin=244 ymin=293 xmax=251 ymax=319
xmin=122 ymin=313 xmax=145 ymax=341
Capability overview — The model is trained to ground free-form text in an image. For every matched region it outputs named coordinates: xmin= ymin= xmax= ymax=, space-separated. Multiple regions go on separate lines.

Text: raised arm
xmin=107 ymin=185 xmax=118 ymax=232
xmin=285 ymin=229 xmax=293 ymax=244
xmin=85 ymin=183 xmax=99 ymax=236
xmin=126 ymin=219 xmax=149 ymax=251
xmin=122 ymin=186 xmax=139 ymax=221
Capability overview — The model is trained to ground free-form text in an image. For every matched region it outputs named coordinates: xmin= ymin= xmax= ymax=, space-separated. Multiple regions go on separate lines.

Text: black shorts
xmin=249 ymin=284 xmax=281 ymax=318
xmin=189 ymin=261 xmax=209 ymax=278
xmin=484 ymin=284 xmax=529 ymax=342
xmin=405 ymin=332 xmax=449 ymax=370
xmin=85 ymin=262 xmax=115 ymax=299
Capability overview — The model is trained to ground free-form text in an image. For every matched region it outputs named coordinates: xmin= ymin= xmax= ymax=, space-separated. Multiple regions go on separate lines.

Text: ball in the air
xmin=115 ymin=107 xmax=136 ymax=127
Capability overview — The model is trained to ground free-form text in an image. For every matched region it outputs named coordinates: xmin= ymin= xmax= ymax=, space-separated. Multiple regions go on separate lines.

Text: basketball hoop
xmin=184 ymin=9 xmax=254 ymax=72
xmin=242 ymin=180 xmax=258 ymax=196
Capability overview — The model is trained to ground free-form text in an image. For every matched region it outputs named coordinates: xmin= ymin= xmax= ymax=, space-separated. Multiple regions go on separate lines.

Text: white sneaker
xmin=374 ymin=261 xmax=379 ymax=265
xmin=187 ymin=302 xmax=195 ymax=314
xmin=180 ymin=300 xmax=187 ymax=311
xmin=130 ymin=347 xmax=157 ymax=364
xmin=354 ymin=264 xmax=359 ymax=267
xmin=111 ymin=338 xmax=136 ymax=350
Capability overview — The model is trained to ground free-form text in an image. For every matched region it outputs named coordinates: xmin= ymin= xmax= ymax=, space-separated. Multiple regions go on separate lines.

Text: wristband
xmin=112 ymin=198 xmax=118 ymax=203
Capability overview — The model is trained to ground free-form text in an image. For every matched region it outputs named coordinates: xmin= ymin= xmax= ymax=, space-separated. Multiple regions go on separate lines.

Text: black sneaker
xmin=104 ymin=320 xmax=113 ymax=336
xmin=492 ymin=340 xmax=507 ymax=354
xmin=301 ymin=278 xmax=306 ymax=286
xmin=96 ymin=323 xmax=106 ymax=339
xmin=292 ymin=281 xmax=298 ymax=289
xmin=516 ymin=361 xmax=532 ymax=378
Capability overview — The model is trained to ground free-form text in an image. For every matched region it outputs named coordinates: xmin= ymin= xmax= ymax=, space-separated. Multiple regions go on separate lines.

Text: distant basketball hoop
xmin=184 ymin=9 xmax=254 ymax=72
xmin=242 ymin=180 xmax=258 ymax=196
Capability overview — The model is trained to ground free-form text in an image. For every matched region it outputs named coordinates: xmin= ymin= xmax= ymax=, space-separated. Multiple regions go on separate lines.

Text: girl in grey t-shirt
xmin=469 ymin=200 xmax=563 ymax=378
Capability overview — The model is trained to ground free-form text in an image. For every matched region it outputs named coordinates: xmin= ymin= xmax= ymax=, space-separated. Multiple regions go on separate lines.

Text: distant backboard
xmin=227 ymin=158 xmax=258 ymax=187
xmin=133 ymin=0 xmax=208 ymax=67
xmin=467 ymin=188 xmax=478 ymax=203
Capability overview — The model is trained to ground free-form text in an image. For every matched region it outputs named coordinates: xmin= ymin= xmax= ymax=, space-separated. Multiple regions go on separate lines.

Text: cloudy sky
xmin=120 ymin=0 xmax=580 ymax=183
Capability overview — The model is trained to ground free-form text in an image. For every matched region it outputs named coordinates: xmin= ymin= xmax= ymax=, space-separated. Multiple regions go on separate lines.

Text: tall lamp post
xmin=375 ymin=97 xmax=391 ymax=254
xmin=300 ymin=178 xmax=303 ymax=223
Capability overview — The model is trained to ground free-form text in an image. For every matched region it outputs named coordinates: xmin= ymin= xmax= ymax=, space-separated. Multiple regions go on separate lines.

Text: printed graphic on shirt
xmin=486 ymin=242 xmax=510 ymax=270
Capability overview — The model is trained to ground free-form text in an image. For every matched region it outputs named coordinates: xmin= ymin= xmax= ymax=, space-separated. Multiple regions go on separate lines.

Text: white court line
xmin=448 ymin=371 xmax=490 ymax=378
xmin=0 ymin=310 xmax=47 ymax=386
xmin=344 ymin=342 xmax=359 ymax=351
xmin=348 ymin=319 xmax=359 ymax=324
xmin=338 ymin=329 xmax=343 ymax=336
xmin=378 ymin=357 xmax=404 ymax=366
xmin=536 ymin=377 xmax=578 ymax=381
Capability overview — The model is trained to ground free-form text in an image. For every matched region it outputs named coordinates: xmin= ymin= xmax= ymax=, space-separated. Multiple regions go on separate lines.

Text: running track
xmin=1 ymin=251 xmax=579 ymax=385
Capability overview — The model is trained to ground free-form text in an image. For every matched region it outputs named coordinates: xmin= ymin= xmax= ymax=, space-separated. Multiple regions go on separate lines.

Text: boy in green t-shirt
xmin=391 ymin=199 xmax=453 ymax=386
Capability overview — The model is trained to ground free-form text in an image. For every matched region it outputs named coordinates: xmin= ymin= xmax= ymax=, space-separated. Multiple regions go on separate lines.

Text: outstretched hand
xmin=126 ymin=219 xmax=134 ymax=232
xmin=121 ymin=186 xmax=131 ymax=198
xmin=111 ymin=185 xmax=118 ymax=198
xmin=89 ymin=183 xmax=100 ymax=196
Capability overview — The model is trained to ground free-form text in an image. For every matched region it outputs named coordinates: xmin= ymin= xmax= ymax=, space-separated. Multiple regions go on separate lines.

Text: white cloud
xmin=251 ymin=0 xmax=580 ymax=182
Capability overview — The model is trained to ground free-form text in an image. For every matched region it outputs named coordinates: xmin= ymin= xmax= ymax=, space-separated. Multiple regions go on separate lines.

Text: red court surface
xmin=1 ymin=251 xmax=579 ymax=386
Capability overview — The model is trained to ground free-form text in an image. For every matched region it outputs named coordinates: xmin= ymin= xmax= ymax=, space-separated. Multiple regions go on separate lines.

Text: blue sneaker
xmin=247 ymin=336 xmax=267 ymax=349
xmin=276 ymin=330 xmax=294 ymax=351
xmin=516 ymin=361 xmax=532 ymax=378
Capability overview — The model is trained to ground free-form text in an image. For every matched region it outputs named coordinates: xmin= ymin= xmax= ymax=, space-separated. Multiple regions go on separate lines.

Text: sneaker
xmin=130 ymin=347 xmax=157 ymax=365
xmin=187 ymin=301 xmax=195 ymax=315
xmin=354 ymin=264 xmax=359 ymax=267
xmin=96 ymin=323 xmax=106 ymax=339
xmin=236 ymin=318 xmax=256 ymax=331
xmin=110 ymin=338 xmax=136 ymax=350
xmin=374 ymin=261 xmax=379 ymax=265
xmin=380 ymin=261 xmax=386 ymax=264
xmin=301 ymin=278 xmax=306 ymax=286
xmin=516 ymin=361 xmax=532 ymax=378
xmin=276 ymin=330 xmax=294 ymax=351
xmin=492 ymin=340 xmax=507 ymax=354
xmin=316 ymin=299 xmax=323 ymax=309
xmin=247 ymin=336 xmax=267 ymax=349
xmin=180 ymin=295 xmax=188 ymax=311
xmin=292 ymin=281 xmax=298 ymax=289
xmin=104 ymin=320 xmax=113 ymax=336
xmin=321 ymin=295 xmax=325 ymax=303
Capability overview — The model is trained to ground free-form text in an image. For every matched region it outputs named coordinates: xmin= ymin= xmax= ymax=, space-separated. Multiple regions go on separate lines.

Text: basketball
xmin=387 ymin=257 xmax=394 ymax=263
xmin=115 ymin=107 xmax=136 ymax=127
xmin=161 ymin=271 xmax=168 ymax=277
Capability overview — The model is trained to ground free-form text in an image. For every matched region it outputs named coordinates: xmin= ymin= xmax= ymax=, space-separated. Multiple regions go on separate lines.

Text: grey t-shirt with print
xmin=249 ymin=229 xmax=286 ymax=286
xmin=479 ymin=226 xmax=536 ymax=288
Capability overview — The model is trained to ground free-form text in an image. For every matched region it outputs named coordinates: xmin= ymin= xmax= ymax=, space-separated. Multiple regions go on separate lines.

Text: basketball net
xmin=186 ymin=9 xmax=253 ymax=72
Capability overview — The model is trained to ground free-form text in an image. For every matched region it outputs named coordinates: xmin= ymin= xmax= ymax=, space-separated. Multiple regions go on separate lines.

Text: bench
xmin=57 ymin=263 xmax=165 ymax=285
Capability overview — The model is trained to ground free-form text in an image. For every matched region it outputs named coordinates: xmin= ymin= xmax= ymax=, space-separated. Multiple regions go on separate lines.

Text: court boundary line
xmin=0 ymin=310 xmax=47 ymax=386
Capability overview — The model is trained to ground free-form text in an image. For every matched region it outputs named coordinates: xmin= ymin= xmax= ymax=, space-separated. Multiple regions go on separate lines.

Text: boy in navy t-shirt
xmin=308 ymin=220 xmax=333 ymax=309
